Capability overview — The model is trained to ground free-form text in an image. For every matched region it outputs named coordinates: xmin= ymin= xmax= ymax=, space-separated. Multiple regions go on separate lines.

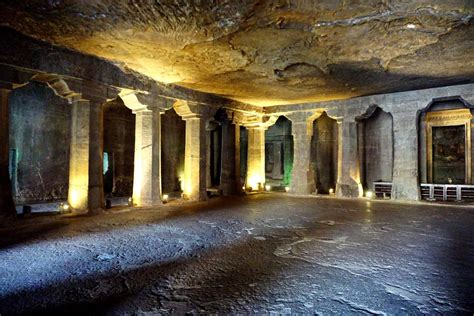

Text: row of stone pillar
xmin=286 ymin=110 xmax=420 ymax=200
xmin=0 ymin=89 xmax=421 ymax=217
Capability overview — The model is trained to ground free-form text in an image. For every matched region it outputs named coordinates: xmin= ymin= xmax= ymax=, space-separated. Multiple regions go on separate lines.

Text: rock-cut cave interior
xmin=0 ymin=1 xmax=473 ymax=315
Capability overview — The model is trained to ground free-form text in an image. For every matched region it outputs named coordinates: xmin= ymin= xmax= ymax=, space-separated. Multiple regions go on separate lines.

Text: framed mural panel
xmin=426 ymin=108 xmax=472 ymax=184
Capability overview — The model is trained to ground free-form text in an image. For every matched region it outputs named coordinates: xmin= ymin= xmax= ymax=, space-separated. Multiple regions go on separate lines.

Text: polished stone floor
xmin=0 ymin=194 xmax=473 ymax=315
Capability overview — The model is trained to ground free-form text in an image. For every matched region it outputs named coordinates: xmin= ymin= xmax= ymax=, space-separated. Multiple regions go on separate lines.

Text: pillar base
xmin=336 ymin=182 xmax=363 ymax=198
xmin=290 ymin=182 xmax=315 ymax=195
xmin=133 ymin=197 xmax=163 ymax=207
xmin=182 ymin=192 xmax=208 ymax=202
xmin=392 ymin=179 xmax=420 ymax=201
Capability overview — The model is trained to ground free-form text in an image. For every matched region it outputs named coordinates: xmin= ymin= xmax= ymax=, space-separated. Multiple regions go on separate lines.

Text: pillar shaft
xmin=0 ymin=89 xmax=15 ymax=216
xmin=68 ymin=100 xmax=90 ymax=212
xmin=88 ymin=101 xmax=104 ymax=211
xmin=132 ymin=109 xmax=162 ymax=206
xmin=392 ymin=111 xmax=420 ymax=200
xmin=246 ymin=127 xmax=266 ymax=190
xmin=336 ymin=119 xmax=363 ymax=198
xmin=235 ymin=125 xmax=242 ymax=190
xmin=183 ymin=116 xmax=207 ymax=201
xmin=290 ymin=121 xmax=315 ymax=194
xmin=220 ymin=121 xmax=237 ymax=195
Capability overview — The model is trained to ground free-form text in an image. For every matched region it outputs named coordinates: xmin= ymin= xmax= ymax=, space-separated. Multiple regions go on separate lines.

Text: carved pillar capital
xmin=227 ymin=110 xmax=278 ymax=130
xmin=173 ymin=100 xmax=217 ymax=120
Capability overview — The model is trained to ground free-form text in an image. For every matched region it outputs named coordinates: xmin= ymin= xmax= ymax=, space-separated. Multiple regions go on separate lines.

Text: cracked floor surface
xmin=0 ymin=194 xmax=473 ymax=315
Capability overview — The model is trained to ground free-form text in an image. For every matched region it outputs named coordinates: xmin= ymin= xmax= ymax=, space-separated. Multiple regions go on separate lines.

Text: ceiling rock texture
xmin=1 ymin=0 xmax=473 ymax=106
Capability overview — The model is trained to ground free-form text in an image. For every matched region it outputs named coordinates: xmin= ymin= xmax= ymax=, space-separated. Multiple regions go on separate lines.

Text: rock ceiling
xmin=1 ymin=1 xmax=473 ymax=106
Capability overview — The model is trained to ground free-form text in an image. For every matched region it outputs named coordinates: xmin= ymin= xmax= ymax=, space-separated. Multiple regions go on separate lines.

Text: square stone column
xmin=88 ymin=100 xmax=105 ymax=211
xmin=0 ymin=89 xmax=15 ymax=216
xmin=68 ymin=99 xmax=91 ymax=212
xmin=174 ymin=101 xmax=217 ymax=201
xmin=220 ymin=121 xmax=237 ymax=195
xmin=287 ymin=113 xmax=315 ymax=195
xmin=132 ymin=108 xmax=162 ymax=206
xmin=246 ymin=127 xmax=266 ymax=191
xmin=183 ymin=116 xmax=208 ymax=201
xmin=392 ymin=111 xmax=420 ymax=200
xmin=234 ymin=124 xmax=242 ymax=191
xmin=336 ymin=118 xmax=363 ymax=198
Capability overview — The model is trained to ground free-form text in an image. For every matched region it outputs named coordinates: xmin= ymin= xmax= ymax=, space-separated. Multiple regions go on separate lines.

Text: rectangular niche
xmin=426 ymin=108 xmax=472 ymax=184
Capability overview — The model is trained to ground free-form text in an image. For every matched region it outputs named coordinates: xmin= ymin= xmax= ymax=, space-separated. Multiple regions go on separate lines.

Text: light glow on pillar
xmin=247 ymin=174 xmax=265 ymax=191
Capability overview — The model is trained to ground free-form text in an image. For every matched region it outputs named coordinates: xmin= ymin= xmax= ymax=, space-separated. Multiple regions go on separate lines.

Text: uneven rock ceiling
xmin=1 ymin=1 xmax=473 ymax=106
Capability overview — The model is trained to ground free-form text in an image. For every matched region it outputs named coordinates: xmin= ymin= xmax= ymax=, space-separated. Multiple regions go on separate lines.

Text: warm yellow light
xmin=265 ymin=184 xmax=271 ymax=191
xmin=247 ymin=175 xmax=264 ymax=191
xmin=128 ymin=197 xmax=133 ymax=206
xmin=59 ymin=202 xmax=70 ymax=213
xmin=329 ymin=188 xmax=334 ymax=194
xmin=366 ymin=191 xmax=373 ymax=199
xmin=285 ymin=186 xmax=290 ymax=192
xmin=162 ymin=194 xmax=169 ymax=202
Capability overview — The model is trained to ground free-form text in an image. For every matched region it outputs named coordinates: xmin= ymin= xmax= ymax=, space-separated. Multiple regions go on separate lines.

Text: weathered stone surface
xmin=9 ymin=82 xmax=71 ymax=203
xmin=0 ymin=1 xmax=472 ymax=106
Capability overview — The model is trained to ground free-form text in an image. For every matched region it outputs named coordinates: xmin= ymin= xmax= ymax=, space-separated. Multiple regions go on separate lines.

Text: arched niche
xmin=264 ymin=116 xmax=293 ymax=189
xmin=418 ymin=97 xmax=474 ymax=184
xmin=103 ymin=97 xmax=135 ymax=197
xmin=311 ymin=112 xmax=338 ymax=194
xmin=356 ymin=105 xmax=394 ymax=193
xmin=161 ymin=107 xmax=186 ymax=194
xmin=8 ymin=81 xmax=72 ymax=205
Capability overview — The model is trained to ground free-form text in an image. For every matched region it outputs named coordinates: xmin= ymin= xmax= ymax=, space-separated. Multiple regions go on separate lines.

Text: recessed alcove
xmin=311 ymin=112 xmax=338 ymax=194
xmin=264 ymin=116 xmax=293 ymax=189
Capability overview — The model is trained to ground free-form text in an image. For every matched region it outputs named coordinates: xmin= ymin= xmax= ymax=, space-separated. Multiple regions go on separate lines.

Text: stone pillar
xmin=88 ymin=100 xmax=105 ymax=211
xmin=235 ymin=124 xmax=242 ymax=191
xmin=183 ymin=116 xmax=208 ymax=200
xmin=287 ymin=113 xmax=315 ymax=195
xmin=246 ymin=127 xmax=266 ymax=191
xmin=0 ymin=89 xmax=15 ymax=217
xmin=220 ymin=121 xmax=237 ymax=195
xmin=174 ymin=101 xmax=217 ymax=201
xmin=392 ymin=110 xmax=420 ymax=200
xmin=68 ymin=99 xmax=91 ymax=212
xmin=336 ymin=118 xmax=363 ymax=198
xmin=132 ymin=108 xmax=162 ymax=206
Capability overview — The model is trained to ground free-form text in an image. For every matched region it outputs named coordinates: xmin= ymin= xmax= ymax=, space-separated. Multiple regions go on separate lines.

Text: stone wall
xmin=103 ymin=98 xmax=135 ymax=197
xmin=161 ymin=108 xmax=185 ymax=193
xmin=9 ymin=82 xmax=71 ymax=203
xmin=311 ymin=112 xmax=338 ymax=194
